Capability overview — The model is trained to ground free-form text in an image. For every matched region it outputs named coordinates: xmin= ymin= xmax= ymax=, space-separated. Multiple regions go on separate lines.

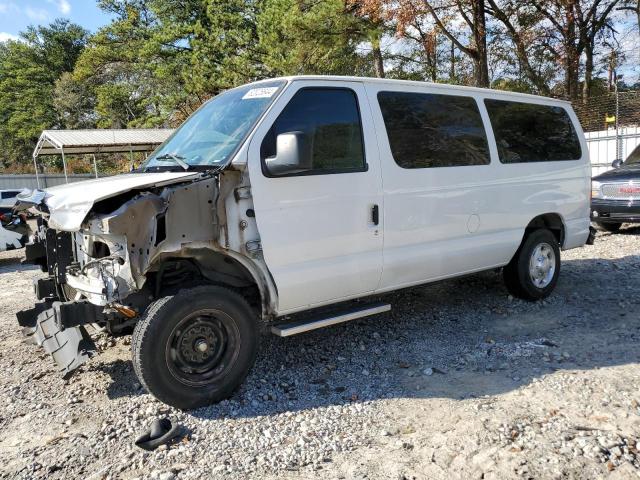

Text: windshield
xmin=144 ymin=81 xmax=285 ymax=170
xmin=626 ymin=144 xmax=640 ymax=166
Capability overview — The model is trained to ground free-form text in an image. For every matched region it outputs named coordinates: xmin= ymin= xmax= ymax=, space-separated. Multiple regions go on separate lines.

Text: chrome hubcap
xmin=529 ymin=242 xmax=556 ymax=288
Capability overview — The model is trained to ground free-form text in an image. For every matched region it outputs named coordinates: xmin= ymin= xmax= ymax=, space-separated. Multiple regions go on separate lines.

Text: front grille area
xmin=601 ymin=183 xmax=640 ymax=200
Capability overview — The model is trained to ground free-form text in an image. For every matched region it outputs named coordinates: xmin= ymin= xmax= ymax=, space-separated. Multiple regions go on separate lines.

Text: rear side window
xmin=261 ymin=88 xmax=366 ymax=176
xmin=484 ymin=100 xmax=582 ymax=163
xmin=377 ymin=91 xmax=490 ymax=169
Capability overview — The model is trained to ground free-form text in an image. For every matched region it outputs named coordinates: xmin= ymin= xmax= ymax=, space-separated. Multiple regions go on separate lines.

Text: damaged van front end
xmin=16 ymin=81 xmax=285 ymax=386
xmin=17 ymin=168 xmax=276 ymax=378
xmin=16 ymin=172 xmax=214 ymax=375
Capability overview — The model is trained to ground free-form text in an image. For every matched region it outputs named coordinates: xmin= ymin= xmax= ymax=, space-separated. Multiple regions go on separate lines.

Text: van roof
xmin=252 ymin=75 xmax=571 ymax=105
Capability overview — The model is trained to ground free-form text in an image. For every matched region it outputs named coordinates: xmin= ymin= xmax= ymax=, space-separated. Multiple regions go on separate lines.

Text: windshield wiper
xmin=154 ymin=153 xmax=190 ymax=171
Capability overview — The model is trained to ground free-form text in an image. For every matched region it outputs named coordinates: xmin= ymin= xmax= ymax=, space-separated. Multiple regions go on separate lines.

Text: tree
xmin=54 ymin=72 xmax=97 ymax=129
xmin=257 ymin=0 xmax=374 ymax=77
xmin=618 ymin=0 xmax=640 ymax=34
xmin=486 ymin=0 xmax=553 ymax=95
xmin=346 ymin=0 xmax=392 ymax=77
xmin=0 ymin=20 xmax=88 ymax=168
xmin=382 ymin=0 xmax=472 ymax=83
xmin=423 ymin=0 xmax=490 ymax=87
xmin=383 ymin=0 xmax=490 ymax=87
xmin=578 ymin=0 xmax=620 ymax=101
xmin=528 ymin=0 xmax=620 ymax=100
xmin=75 ymin=0 xmax=266 ymax=127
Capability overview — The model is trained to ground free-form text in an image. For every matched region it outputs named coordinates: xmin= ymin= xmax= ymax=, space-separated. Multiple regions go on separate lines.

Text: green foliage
xmin=54 ymin=72 xmax=97 ymax=129
xmin=0 ymin=20 xmax=88 ymax=167
xmin=257 ymin=0 xmax=368 ymax=76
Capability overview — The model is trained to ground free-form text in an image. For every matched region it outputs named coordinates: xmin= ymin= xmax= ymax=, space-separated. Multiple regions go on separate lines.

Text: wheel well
xmin=149 ymin=251 xmax=263 ymax=311
xmin=525 ymin=213 xmax=565 ymax=246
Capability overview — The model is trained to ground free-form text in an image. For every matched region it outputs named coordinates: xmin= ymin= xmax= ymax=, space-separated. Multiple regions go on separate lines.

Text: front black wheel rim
xmin=165 ymin=309 xmax=240 ymax=387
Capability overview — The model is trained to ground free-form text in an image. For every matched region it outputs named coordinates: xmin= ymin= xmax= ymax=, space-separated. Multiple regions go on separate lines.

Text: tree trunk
xmin=565 ymin=48 xmax=580 ymax=100
xmin=515 ymin=41 xmax=551 ymax=95
xmin=431 ymin=51 xmax=437 ymax=83
xmin=564 ymin=4 xmax=580 ymax=100
xmin=608 ymin=51 xmax=614 ymax=91
xmin=472 ymin=0 xmax=490 ymax=87
xmin=450 ymin=40 xmax=455 ymax=80
xmin=583 ymin=45 xmax=594 ymax=103
xmin=423 ymin=31 xmax=438 ymax=82
xmin=371 ymin=34 xmax=385 ymax=78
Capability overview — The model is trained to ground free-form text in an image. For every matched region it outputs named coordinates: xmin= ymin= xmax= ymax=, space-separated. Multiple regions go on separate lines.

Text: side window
xmin=484 ymin=100 xmax=582 ymax=163
xmin=261 ymin=88 xmax=366 ymax=176
xmin=377 ymin=91 xmax=490 ymax=169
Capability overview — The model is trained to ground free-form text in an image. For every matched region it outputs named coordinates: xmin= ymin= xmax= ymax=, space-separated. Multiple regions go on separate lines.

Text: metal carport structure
xmin=32 ymin=129 xmax=174 ymax=187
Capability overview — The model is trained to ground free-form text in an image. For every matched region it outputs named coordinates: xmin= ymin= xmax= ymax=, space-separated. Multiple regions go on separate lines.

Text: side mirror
xmin=265 ymin=132 xmax=311 ymax=176
xmin=612 ymin=159 xmax=623 ymax=168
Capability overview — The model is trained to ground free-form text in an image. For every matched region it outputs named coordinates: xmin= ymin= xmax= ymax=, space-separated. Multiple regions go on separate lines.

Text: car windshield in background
xmin=144 ymin=81 xmax=285 ymax=170
xmin=625 ymin=144 xmax=640 ymax=165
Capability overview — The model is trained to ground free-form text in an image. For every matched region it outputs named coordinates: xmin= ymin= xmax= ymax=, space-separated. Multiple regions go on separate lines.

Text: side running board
xmin=271 ymin=302 xmax=391 ymax=337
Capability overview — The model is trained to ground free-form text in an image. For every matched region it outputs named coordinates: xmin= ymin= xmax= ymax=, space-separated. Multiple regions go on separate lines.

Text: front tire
xmin=503 ymin=229 xmax=560 ymax=301
xmin=132 ymin=286 xmax=259 ymax=410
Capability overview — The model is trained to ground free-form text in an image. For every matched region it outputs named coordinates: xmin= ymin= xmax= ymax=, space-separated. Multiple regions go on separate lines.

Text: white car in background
xmin=0 ymin=189 xmax=30 ymax=251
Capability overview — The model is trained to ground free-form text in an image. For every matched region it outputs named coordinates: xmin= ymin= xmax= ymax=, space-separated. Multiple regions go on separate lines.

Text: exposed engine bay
xmin=15 ymin=170 xmax=276 ymax=377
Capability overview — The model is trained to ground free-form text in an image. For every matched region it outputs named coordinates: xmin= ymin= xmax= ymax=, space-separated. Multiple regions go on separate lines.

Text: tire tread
xmin=503 ymin=229 xmax=560 ymax=301
xmin=131 ymin=285 xmax=258 ymax=409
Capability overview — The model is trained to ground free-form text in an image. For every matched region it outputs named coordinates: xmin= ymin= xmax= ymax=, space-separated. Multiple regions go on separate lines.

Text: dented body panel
xmin=19 ymin=168 xmax=277 ymax=311
xmin=16 ymin=165 xmax=279 ymax=376
xmin=40 ymin=172 xmax=199 ymax=231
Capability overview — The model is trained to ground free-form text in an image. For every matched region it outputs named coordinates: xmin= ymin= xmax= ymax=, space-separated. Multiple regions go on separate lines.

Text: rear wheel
xmin=594 ymin=221 xmax=622 ymax=233
xmin=503 ymin=229 xmax=560 ymax=301
xmin=132 ymin=285 xmax=259 ymax=410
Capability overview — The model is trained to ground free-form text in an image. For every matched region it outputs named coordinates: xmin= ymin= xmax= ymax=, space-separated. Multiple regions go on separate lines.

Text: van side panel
xmin=247 ymin=80 xmax=385 ymax=315
xmin=559 ymin=107 xmax=592 ymax=249
xmin=366 ymin=83 xmax=591 ymax=292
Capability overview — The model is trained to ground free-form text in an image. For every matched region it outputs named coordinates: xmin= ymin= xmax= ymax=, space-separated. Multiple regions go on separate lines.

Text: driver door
xmin=247 ymin=80 xmax=383 ymax=314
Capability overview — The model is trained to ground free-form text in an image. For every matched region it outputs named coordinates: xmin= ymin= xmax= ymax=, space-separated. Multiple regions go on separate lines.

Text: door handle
xmin=371 ymin=204 xmax=379 ymax=226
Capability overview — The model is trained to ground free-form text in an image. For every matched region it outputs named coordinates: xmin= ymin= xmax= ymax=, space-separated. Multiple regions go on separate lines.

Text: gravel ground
xmin=1 ymin=227 xmax=639 ymax=479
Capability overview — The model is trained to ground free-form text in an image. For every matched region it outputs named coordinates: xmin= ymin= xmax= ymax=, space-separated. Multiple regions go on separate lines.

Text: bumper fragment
xmin=17 ymin=301 xmax=98 ymax=378
xmin=24 ymin=240 xmax=47 ymax=271
xmin=591 ymin=199 xmax=640 ymax=224
xmin=34 ymin=278 xmax=58 ymax=301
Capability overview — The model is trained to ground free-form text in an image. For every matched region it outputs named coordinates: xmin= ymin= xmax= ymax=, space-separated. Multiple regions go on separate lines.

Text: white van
xmin=16 ymin=76 xmax=592 ymax=409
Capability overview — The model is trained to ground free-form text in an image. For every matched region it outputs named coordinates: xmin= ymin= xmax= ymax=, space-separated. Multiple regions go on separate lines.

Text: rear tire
xmin=132 ymin=285 xmax=259 ymax=410
xmin=503 ymin=229 xmax=560 ymax=301
xmin=594 ymin=221 xmax=622 ymax=233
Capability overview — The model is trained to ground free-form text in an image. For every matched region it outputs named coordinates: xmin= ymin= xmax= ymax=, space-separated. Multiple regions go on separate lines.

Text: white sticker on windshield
xmin=242 ymin=87 xmax=279 ymax=100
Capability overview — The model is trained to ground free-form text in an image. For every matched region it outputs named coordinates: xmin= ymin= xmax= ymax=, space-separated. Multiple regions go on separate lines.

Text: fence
xmin=573 ymin=91 xmax=640 ymax=134
xmin=585 ymin=126 xmax=640 ymax=176
xmin=0 ymin=174 xmax=105 ymax=191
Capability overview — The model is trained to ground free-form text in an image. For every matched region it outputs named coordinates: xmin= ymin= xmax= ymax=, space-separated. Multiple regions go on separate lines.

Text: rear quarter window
xmin=377 ymin=91 xmax=490 ymax=169
xmin=484 ymin=100 xmax=582 ymax=163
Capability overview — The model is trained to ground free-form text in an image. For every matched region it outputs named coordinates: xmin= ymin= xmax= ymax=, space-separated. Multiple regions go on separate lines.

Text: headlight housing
xmin=591 ymin=180 xmax=602 ymax=199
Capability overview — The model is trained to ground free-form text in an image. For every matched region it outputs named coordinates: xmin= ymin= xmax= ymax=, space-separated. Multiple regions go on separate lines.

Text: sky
xmin=0 ymin=0 xmax=110 ymax=41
